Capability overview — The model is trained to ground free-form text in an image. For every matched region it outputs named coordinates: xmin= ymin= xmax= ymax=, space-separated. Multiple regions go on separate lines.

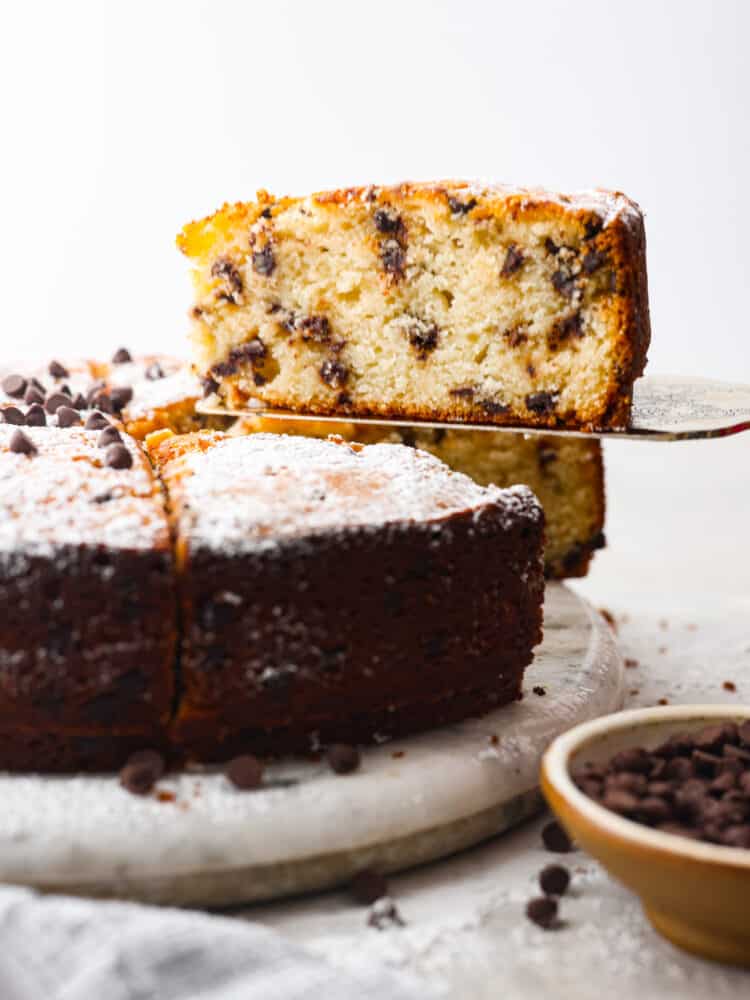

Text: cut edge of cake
xmin=179 ymin=180 xmax=651 ymax=430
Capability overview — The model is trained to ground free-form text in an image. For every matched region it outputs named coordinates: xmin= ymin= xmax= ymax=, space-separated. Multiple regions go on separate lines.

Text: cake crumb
xmin=624 ymin=658 xmax=639 ymax=669
xmin=723 ymin=681 xmax=737 ymax=693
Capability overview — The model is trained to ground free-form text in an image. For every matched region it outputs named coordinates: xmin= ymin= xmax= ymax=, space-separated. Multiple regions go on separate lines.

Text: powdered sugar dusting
xmin=165 ymin=433 xmax=542 ymax=553
xmin=0 ymin=426 xmax=169 ymax=559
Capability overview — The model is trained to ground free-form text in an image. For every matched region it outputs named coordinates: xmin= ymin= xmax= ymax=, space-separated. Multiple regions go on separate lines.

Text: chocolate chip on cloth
xmin=326 ymin=743 xmax=361 ymax=775
xmin=9 ymin=430 xmax=37 ymax=456
xmin=119 ymin=749 xmax=165 ymax=796
xmin=1 ymin=374 xmax=27 ymax=398
xmin=112 ymin=347 xmax=132 ymax=364
xmin=526 ymin=896 xmax=560 ymax=930
xmin=105 ymin=443 xmax=133 ymax=470
xmin=541 ymin=820 xmax=574 ymax=853
xmin=225 ymin=754 xmax=264 ymax=790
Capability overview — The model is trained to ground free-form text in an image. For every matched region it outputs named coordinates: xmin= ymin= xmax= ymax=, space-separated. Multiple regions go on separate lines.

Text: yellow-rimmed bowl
xmin=541 ymin=705 xmax=750 ymax=966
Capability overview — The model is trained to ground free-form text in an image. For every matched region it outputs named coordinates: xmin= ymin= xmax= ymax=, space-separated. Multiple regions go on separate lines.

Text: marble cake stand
xmin=0 ymin=584 xmax=623 ymax=907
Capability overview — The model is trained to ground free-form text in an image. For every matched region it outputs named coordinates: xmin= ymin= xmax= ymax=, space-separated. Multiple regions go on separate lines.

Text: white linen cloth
xmin=0 ymin=886 xmax=430 ymax=1000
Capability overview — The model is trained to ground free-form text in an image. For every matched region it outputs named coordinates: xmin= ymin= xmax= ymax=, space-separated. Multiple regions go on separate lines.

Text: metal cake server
xmin=196 ymin=375 xmax=750 ymax=442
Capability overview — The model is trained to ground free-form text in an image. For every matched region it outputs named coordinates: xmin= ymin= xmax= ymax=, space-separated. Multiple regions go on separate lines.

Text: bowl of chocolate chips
xmin=541 ymin=705 xmax=750 ymax=967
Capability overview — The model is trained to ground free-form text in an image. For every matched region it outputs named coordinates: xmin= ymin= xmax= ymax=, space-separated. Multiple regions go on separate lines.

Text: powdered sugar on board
xmin=0 ymin=426 xmax=169 ymax=559
xmin=164 ymin=433 xmax=543 ymax=553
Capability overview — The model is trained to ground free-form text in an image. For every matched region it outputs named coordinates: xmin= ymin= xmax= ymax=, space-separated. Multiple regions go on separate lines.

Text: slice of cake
xmin=150 ymin=431 xmax=544 ymax=761
xmin=179 ymin=181 xmax=651 ymax=430
xmin=0 ymin=424 xmax=176 ymax=771
xmin=233 ymin=416 xmax=605 ymax=578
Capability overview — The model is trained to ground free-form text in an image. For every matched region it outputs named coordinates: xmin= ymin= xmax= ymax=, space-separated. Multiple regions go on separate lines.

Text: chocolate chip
xmin=112 ymin=347 xmax=132 ymax=364
xmin=380 ymin=239 xmax=406 ymax=279
xmin=56 ymin=406 xmax=81 ymax=428
xmin=109 ymin=386 xmax=133 ymax=413
xmin=201 ymin=376 xmax=219 ymax=397
xmin=98 ymin=426 xmax=123 ymax=448
xmin=119 ymin=749 xmax=164 ymax=796
xmin=225 ymin=754 xmax=264 ymax=790
xmin=503 ymin=326 xmax=527 ymax=348
xmin=25 ymin=403 xmax=46 ymax=427
xmin=449 ymin=386 xmax=475 ymax=399
xmin=9 ymin=430 xmax=36 ymax=456
xmin=532 ymin=685 xmax=547 ymax=696
xmin=48 ymin=360 xmax=69 ymax=379
xmin=525 ymin=391 xmax=558 ymax=415
xmin=252 ymin=244 xmax=276 ymax=276
xmin=373 ymin=208 xmax=402 ymax=233
xmin=92 ymin=490 xmax=115 ymax=504
xmin=298 ymin=314 xmax=331 ymax=343
xmin=545 ymin=237 xmax=560 ymax=255
xmin=105 ymin=443 xmax=133 ymax=469
xmin=582 ymin=249 xmax=607 ymax=274
xmin=541 ymin=820 xmax=574 ymax=853
xmin=526 ymin=896 xmax=559 ymax=929
xmin=71 ymin=393 xmax=87 ymax=410
xmin=547 ymin=312 xmax=584 ymax=351
xmin=611 ymin=747 xmax=652 ymax=774
xmin=367 ymin=898 xmax=406 ymax=930
xmin=320 ymin=359 xmax=349 ymax=389
xmin=584 ymin=217 xmax=603 ymax=239
xmin=1 ymin=374 xmax=27 ymax=398
xmin=145 ymin=362 xmax=165 ymax=380
xmin=480 ymin=399 xmax=510 ymax=416
xmin=539 ymin=864 xmax=570 ymax=896
xmin=1 ymin=406 xmax=25 ymax=425
xmin=500 ymin=244 xmax=524 ymax=277
xmin=45 ymin=392 xmax=71 ymax=414
xmin=326 ymin=743 xmax=361 ymax=775
xmin=551 ymin=270 xmax=577 ymax=299
xmin=211 ymin=256 xmax=244 ymax=302
xmin=447 ymin=195 xmax=477 ymax=215
xmin=24 ymin=386 xmax=45 ymax=405
xmin=406 ymin=320 xmax=439 ymax=358
xmin=351 ymin=869 xmax=388 ymax=904
xmin=85 ymin=411 xmax=110 ymax=431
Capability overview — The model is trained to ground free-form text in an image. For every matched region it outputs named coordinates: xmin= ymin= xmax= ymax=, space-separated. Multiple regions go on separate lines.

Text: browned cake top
xmin=179 ymin=180 xmax=643 ymax=258
xmin=0 ymin=425 xmax=169 ymax=563
xmin=155 ymin=431 xmax=542 ymax=554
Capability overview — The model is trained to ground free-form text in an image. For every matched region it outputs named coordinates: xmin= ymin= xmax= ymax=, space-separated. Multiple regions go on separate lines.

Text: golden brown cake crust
xmin=179 ymin=181 xmax=651 ymax=430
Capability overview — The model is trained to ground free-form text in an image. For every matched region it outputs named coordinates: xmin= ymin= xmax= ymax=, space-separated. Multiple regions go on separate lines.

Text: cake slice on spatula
xmin=179 ymin=181 xmax=650 ymax=430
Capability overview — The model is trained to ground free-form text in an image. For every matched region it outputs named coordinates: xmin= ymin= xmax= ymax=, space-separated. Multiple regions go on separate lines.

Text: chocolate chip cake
xmin=0 ymin=424 xmax=176 ymax=771
xmin=150 ymin=431 xmax=544 ymax=761
xmin=180 ymin=181 xmax=651 ymax=430
xmin=233 ymin=416 xmax=605 ymax=578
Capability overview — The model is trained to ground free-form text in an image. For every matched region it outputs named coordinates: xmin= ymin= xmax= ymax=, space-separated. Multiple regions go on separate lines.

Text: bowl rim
xmin=541 ymin=703 xmax=750 ymax=869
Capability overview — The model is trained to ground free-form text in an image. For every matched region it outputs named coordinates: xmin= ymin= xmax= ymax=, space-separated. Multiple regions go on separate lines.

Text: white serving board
xmin=0 ymin=584 xmax=623 ymax=907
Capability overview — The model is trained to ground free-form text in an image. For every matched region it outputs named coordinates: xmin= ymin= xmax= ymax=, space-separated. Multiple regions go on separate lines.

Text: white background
xmin=1 ymin=0 xmax=748 ymax=603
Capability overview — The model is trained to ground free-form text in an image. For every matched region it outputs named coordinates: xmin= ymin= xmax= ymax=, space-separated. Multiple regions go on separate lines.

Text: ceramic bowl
xmin=541 ymin=704 xmax=750 ymax=966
